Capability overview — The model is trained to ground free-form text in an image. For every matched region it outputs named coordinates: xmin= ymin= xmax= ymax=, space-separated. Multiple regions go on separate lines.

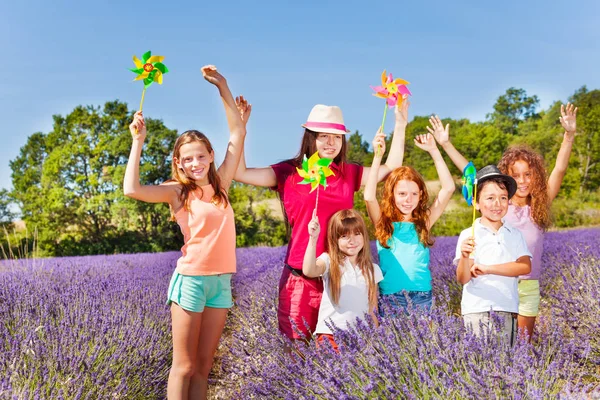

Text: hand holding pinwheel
xmin=130 ymin=50 xmax=169 ymax=112
xmin=297 ymin=151 xmax=335 ymax=214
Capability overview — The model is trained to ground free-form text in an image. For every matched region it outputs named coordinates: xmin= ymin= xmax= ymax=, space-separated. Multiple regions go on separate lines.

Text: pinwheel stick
xmin=315 ymin=185 xmax=320 ymax=214
xmin=139 ymin=87 xmax=147 ymax=112
xmin=376 ymin=103 xmax=388 ymax=158
xmin=471 ymin=182 xmax=478 ymax=237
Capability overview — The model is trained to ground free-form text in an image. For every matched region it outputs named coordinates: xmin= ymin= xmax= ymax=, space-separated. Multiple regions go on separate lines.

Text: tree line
xmin=1 ymin=87 xmax=599 ymax=257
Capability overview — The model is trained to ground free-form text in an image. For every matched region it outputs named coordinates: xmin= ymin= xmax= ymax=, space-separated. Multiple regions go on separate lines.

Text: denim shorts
xmin=379 ymin=290 xmax=433 ymax=316
xmin=167 ymin=271 xmax=233 ymax=313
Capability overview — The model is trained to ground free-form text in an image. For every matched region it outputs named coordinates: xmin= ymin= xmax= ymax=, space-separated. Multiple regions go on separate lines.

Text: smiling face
xmin=394 ymin=179 xmax=421 ymax=218
xmin=508 ymin=159 xmax=533 ymax=200
xmin=175 ymin=141 xmax=214 ymax=185
xmin=337 ymin=230 xmax=365 ymax=260
xmin=476 ymin=180 xmax=509 ymax=230
xmin=315 ymin=132 xmax=343 ymax=159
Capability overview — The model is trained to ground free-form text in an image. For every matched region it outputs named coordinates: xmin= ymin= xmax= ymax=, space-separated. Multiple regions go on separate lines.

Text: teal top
xmin=377 ymin=222 xmax=431 ymax=294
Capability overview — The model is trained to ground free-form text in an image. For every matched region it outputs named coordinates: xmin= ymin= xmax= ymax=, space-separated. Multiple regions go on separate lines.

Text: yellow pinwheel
xmin=129 ymin=50 xmax=169 ymax=114
xmin=296 ymin=151 xmax=335 ymax=193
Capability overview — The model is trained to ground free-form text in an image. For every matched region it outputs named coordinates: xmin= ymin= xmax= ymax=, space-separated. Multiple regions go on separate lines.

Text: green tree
xmin=10 ymin=101 xmax=180 ymax=256
xmin=0 ymin=189 xmax=15 ymax=228
xmin=489 ymin=87 xmax=540 ymax=134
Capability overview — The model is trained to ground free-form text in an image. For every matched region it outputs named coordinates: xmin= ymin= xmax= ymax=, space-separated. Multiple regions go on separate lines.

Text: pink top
xmin=174 ymin=184 xmax=236 ymax=276
xmin=271 ymin=161 xmax=363 ymax=269
xmin=503 ymin=203 xmax=544 ymax=280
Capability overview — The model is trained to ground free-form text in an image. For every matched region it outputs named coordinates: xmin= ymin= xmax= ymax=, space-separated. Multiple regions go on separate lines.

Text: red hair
xmin=376 ymin=166 xmax=433 ymax=248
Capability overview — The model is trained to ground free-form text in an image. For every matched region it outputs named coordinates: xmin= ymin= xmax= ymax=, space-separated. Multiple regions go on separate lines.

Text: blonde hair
xmin=170 ymin=130 xmax=228 ymax=217
xmin=326 ymin=209 xmax=378 ymax=311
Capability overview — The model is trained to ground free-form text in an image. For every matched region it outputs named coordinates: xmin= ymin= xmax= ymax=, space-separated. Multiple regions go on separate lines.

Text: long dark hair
xmin=171 ymin=130 xmax=228 ymax=216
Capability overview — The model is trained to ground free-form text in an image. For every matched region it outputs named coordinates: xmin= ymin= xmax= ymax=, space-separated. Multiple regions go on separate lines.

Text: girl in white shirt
xmin=303 ymin=209 xmax=383 ymax=350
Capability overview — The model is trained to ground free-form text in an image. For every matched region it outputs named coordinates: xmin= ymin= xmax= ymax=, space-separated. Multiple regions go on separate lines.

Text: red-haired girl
xmin=364 ymin=121 xmax=455 ymax=313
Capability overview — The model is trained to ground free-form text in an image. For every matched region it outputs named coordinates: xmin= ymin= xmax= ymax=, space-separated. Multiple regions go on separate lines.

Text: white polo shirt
xmin=315 ymin=253 xmax=384 ymax=335
xmin=454 ymin=219 xmax=532 ymax=315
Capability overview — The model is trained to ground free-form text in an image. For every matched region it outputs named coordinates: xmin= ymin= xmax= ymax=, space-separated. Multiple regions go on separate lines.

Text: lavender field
xmin=1 ymin=229 xmax=599 ymax=399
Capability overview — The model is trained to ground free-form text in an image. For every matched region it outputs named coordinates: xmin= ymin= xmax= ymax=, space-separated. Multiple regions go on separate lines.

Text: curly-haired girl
xmin=430 ymin=103 xmax=578 ymax=338
xmin=364 ymin=120 xmax=455 ymax=313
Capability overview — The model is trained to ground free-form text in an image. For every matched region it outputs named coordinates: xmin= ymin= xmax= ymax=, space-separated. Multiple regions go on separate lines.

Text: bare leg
xmin=189 ymin=307 xmax=229 ymax=400
xmin=518 ymin=315 xmax=536 ymax=342
xmin=167 ymin=304 xmax=203 ymax=400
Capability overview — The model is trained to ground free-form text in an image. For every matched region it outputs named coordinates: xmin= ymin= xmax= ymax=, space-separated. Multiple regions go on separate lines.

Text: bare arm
xmin=413 ymin=132 xmax=455 ymax=230
xmin=547 ymin=103 xmax=578 ymax=202
xmin=456 ymin=236 xmax=475 ymax=284
xmin=472 ymin=256 xmax=531 ymax=278
xmin=123 ymin=112 xmax=179 ymax=204
xmin=428 ymin=115 xmax=469 ymax=172
xmin=200 ymin=66 xmax=246 ymax=192
xmin=362 ymin=97 xmax=408 ymax=185
xmin=302 ymin=211 xmax=327 ymax=278
xmin=363 ymin=129 xmax=386 ymax=226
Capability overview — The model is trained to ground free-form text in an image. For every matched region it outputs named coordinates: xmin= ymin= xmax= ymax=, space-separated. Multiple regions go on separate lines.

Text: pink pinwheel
xmin=371 ymin=69 xmax=411 ymax=108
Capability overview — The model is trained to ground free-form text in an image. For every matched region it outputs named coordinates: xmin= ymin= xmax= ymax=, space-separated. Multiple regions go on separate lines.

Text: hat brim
xmin=477 ymin=173 xmax=517 ymax=199
xmin=301 ymin=124 xmax=351 ymax=135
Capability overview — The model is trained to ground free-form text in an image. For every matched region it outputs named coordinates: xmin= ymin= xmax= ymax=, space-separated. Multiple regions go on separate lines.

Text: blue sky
xmin=1 ymin=0 xmax=599 ymax=192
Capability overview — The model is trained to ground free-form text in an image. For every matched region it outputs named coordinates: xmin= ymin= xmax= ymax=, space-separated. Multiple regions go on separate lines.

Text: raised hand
xmin=414 ymin=133 xmax=437 ymax=153
xmin=395 ymin=95 xmax=410 ymax=126
xmin=308 ymin=209 xmax=320 ymax=241
xmin=559 ymin=102 xmax=577 ymax=138
xmin=372 ymin=127 xmax=386 ymax=158
xmin=129 ymin=111 xmax=146 ymax=140
xmin=236 ymin=95 xmax=252 ymax=126
xmin=427 ymin=115 xmax=450 ymax=146
xmin=201 ymin=65 xmax=227 ymax=88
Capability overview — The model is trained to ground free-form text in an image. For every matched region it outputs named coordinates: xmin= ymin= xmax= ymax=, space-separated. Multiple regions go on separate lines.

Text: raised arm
xmin=302 ymin=210 xmax=327 ymax=278
xmin=413 ymin=131 xmax=455 ymax=230
xmin=547 ymin=103 xmax=577 ymax=202
xmin=232 ymin=96 xmax=278 ymax=188
xmin=361 ymin=97 xmax=408 ymax=185
xmin=428 ymin=115 xmax=469 ymax=172
xmin=201 ymin=65 xmax=246 ymax=192
xmin=123 ymin=111 xmax=179 ymax=204
xmin=363 ymin=129 xmax=386 ymax=226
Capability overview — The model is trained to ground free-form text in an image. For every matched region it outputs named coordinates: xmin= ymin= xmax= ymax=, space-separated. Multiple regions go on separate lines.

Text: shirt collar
xmin=475 ymin=218 xmax=512 ymax=234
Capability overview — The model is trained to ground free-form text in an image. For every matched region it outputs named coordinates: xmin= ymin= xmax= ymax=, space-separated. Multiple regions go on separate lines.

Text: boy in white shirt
xmin=455 ymin=165 xmax=532 ymax=344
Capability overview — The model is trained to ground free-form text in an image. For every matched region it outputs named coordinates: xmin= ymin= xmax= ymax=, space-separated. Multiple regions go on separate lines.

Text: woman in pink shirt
xmin=428 ymin=103 xmax=578 ymax=338
xmin=234 ymin=96 xmax=409 ymax=342
xmin=124 ymin=66 xmax=245 ymax=400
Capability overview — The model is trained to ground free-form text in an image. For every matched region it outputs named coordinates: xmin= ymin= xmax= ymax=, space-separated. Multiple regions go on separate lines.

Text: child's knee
xmin=171 ymin=362 xmax=196 ymax=379
xmin=195 ymin=356 xmax=214 ymax=378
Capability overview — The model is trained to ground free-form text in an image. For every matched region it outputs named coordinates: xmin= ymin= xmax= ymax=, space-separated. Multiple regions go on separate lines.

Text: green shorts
xmin=167 ymin=271 xmax=233 ymax=313
xmin=518 ymin=279 xmax=540 ymax=317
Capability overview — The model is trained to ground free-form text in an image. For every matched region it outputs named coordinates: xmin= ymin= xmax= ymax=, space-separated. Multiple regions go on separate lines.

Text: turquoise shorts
xmin=167 ymin=271 xmax=233 ymax=313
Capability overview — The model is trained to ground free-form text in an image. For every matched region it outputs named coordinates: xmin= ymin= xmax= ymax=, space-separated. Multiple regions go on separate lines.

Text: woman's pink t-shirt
xmin=270 ymin=161 xmax=363 ymax=269
xmin=503 ymin=203 xmax=544 ymax=280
